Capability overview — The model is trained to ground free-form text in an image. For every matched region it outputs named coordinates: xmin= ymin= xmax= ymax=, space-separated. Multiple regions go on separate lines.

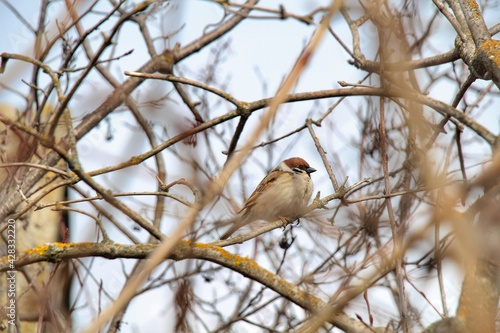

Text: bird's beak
xmin=306 ymin=167 xmax=316 ymax=174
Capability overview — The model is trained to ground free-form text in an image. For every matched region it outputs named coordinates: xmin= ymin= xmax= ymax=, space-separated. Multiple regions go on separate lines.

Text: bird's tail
xmin=219 ymin=215 xmax=248 ymax=240
xmin=219 ymin=225 xmax=238 ymax=240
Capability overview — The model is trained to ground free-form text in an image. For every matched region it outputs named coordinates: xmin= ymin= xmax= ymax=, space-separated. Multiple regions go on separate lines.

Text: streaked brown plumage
xmin=220 ymin=157 xmax=316 ymax=240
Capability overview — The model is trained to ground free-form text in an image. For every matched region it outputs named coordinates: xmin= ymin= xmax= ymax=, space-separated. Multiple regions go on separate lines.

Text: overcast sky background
xmin=2 ymin=1 xmax=500 ymax=332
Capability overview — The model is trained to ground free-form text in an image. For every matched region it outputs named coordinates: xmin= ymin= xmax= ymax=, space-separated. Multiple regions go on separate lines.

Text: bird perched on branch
xmin=220 ymin=157 xmax=316 ymax=240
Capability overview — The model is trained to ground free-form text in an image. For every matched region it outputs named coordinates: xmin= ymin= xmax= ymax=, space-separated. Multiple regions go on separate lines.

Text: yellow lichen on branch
xmin=478 ymin=39 xmax=500 ymax=66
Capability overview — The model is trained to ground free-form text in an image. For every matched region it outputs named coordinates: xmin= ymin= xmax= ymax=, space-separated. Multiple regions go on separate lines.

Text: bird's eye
xmin=293 ymin=165 xmax=307 ymax=173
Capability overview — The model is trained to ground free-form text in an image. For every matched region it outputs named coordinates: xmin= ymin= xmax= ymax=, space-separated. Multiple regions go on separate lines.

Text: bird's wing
xmin=239 ymin=170 xmax=284 ymax=213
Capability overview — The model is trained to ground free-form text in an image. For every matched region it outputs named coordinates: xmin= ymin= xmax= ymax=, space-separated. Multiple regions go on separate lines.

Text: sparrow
xmin=220 ymin=157 xmax=316 ymax=240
